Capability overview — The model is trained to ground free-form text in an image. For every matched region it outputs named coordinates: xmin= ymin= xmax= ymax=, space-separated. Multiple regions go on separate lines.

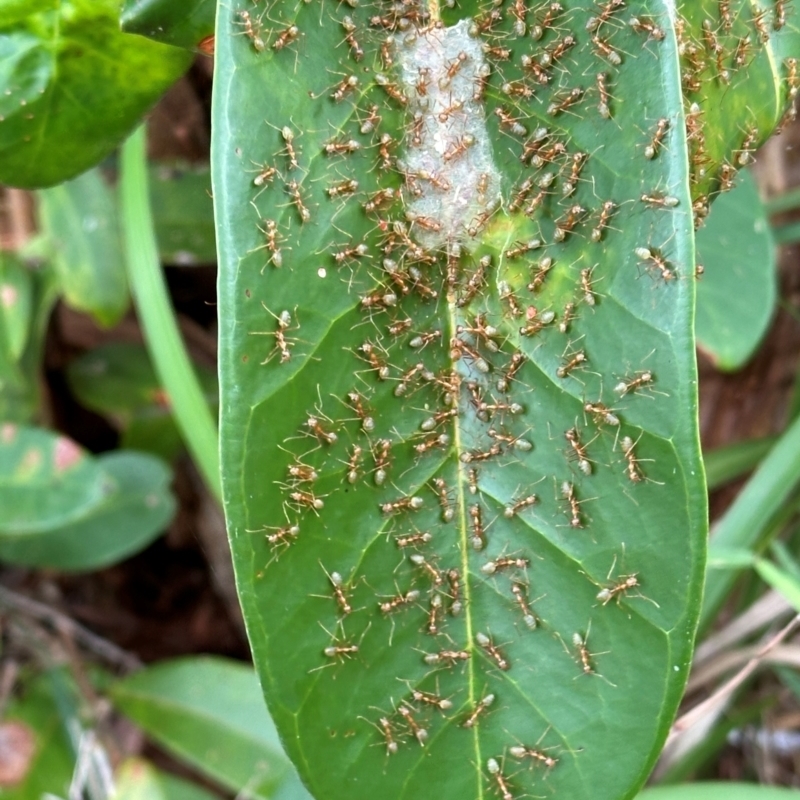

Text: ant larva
xmin=644 ymin=117 xmax=670 ymax=159
xmin=236 ymin=9 xmax=265 ymax=51
xmin=475 ymin=631 xmax=510 ymax=671
xmin=510 ymin=581 xmax=538 ymax=629
xmin=251 ymin=305 xmax=296 ymax=365
xmin=561 ymin=480 xmax=586 ymax=528
xmin=481 ymin=553 xmax=530 ymax=576
xmin=528 ymin=256 xmax=554 ymax=293
xmin=463 ymin=692 xmax=495 ymax=728
xmin=397 ymin=704 xmax=428 ymax=746
xmin=591 ymin=200 xmax=616 ymax=242
xmin=486 ymin=757 xmax=516 ymax=800
xmin=553 ymin=204 xmax=586 ymax=242
xmin=556 ymin=345 xmax=588 ymax=379
xmin=380 ymin=495 xmax=424 ymax=515
xmin=565 ymin=426 xmax=594 ymax=475
xmin=547 ymin=87 xmax=584 ymax=117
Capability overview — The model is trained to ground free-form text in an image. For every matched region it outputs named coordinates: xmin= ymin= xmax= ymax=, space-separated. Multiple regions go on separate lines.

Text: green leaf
xmin=703 ymin=436 xmax=776 ymax=491
xmin=1 ymin=671 xmax=75 ymax=799
xmin=695 ymin=169 xmax=777 ymax=371
xmin=0 ymin=253 xmax=58 ymax=423
xmin=65 ymin=341 xmax=218 ymax=461
xmin=753 ymin=557 xmax=800 ymax=611
xmin=0 ymin=425 xmax=113 ymax=535
xmin=0 ymin=0 xmax=192 ymax=189
xmin=677 ymin=0 xmax=800 ymax=220
xmin=38 ymin=167 xmax=130 ymax=328
xmin=110 ymin=657 xmax=304 ymax=799
xmin=150 ymin=163 xmax=217 ymax=265
xmin=639 ymin=784 xmax=800 ymax=800
xmin=113 ymin=758 xmax=220 ymax=800
xmin=0 ymin=449 xmax=175 ymax=570
xmin=214 ymin=3 xmax=706 ymax=800
xmin=120 ymin=0 xmax=216 ymax=53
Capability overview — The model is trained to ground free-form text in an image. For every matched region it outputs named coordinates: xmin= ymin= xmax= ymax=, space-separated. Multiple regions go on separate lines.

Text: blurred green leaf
xmin=120 ymin=0 xmax=215 ymax=52
xmin=150 ymin=164 xmax=216 ymax=265
xmin=0 ymin=0 xmax=192 ymax=188
xmin=0 ymin=449 xmax=175 ymax=571
xmin=753 ymin=558 xmax=800 ymax=612
xmin=695 ymin=170 xmax=777 ymax=371
xmin=639 ymin=783 xmax=800 ymax=800
xmin=38 ymin=167 xmax=129 ymax=328
xmin=1 ymin=672 xmax=74 ymax=799
xmin=0 ymin=254 xmax=58 ymax=423
xmin=66 ymin=341 xmax=218 ymax=461
xmin=113 ymin=758 xmax=220 ymax=800
xmin=110 ymin=657 xmax=311 ymax=800
xmin=0 ymin=425 xmax=113 ymax=535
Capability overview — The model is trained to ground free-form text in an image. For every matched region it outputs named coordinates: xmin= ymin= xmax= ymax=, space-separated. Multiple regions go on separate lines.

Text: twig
xmin=667 ymin=613 xmax=800 ymax=750
xmin=0 ymin=585 xmax=141 ymax=672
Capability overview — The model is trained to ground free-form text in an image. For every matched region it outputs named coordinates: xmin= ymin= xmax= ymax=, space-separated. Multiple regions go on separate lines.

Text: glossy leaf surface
xmin=38 ymin=167 xmax=130 ymax=328
xmin=111 ymin=657 xmax=308 ymax=799
xmin=695 ymin=169 xmax=776 ymax=371
xmin=0 ymin=0 xmax=192 ymax=189
xmin=214 ymin=2 xmax=706 ymax=800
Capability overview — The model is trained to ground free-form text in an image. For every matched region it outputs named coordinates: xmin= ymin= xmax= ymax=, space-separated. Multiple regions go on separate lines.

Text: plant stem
xmin=704 ymin=436 xmax=776 ymax=491
xmin=765 ymin=186 xmax=800 ymax=216
xmin=119 ymin=125 xmax=221 ymax=502
xmin=771 ymin=221 xmax=800 ymax=245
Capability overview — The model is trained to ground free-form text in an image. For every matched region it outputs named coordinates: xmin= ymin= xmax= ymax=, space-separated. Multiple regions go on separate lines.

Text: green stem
xmin=771 ymin=221 xmax=800 ymax=245
xmin=701 ymin=413 xmax=800 ymax=631
xmin=703 ymin=436 xmax=776 ymax=491
xmin=119 ymin=125 xmax=221 ymax=502
xmin=765 ymin=186 xmax=800 ymax=216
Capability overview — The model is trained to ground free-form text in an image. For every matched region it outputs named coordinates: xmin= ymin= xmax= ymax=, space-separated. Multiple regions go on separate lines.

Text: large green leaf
xmin=0 ymin=252 xmax=58 ymax=422
xmin=65 ymin=341 xmax=218 ymax=461
xmin=111 ymin=657 xmax=308 ymax=799
xmin=38 ymin=167 xmax=130 ymax=328
xmin=214 ymin=3 xmax=706 ymax=800
xmin=0 ymin=0 xmax=192 ymax=189
xmin=120 ymin=0 xmax=216 ymax=53
xmin=695 ymin=169 xmax=776 ymax=371
xmin=676 ymin=0 xmax=800 ymax=221
xmin=0 ymin=449 xmax=175 ymax=570
xmin=640 ymin=784 xmax=800 ymax=800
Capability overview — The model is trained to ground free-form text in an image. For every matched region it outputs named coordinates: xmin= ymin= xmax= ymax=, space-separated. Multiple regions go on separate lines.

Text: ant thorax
xmin=396 ymin=20 xmax=501 ymax=249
